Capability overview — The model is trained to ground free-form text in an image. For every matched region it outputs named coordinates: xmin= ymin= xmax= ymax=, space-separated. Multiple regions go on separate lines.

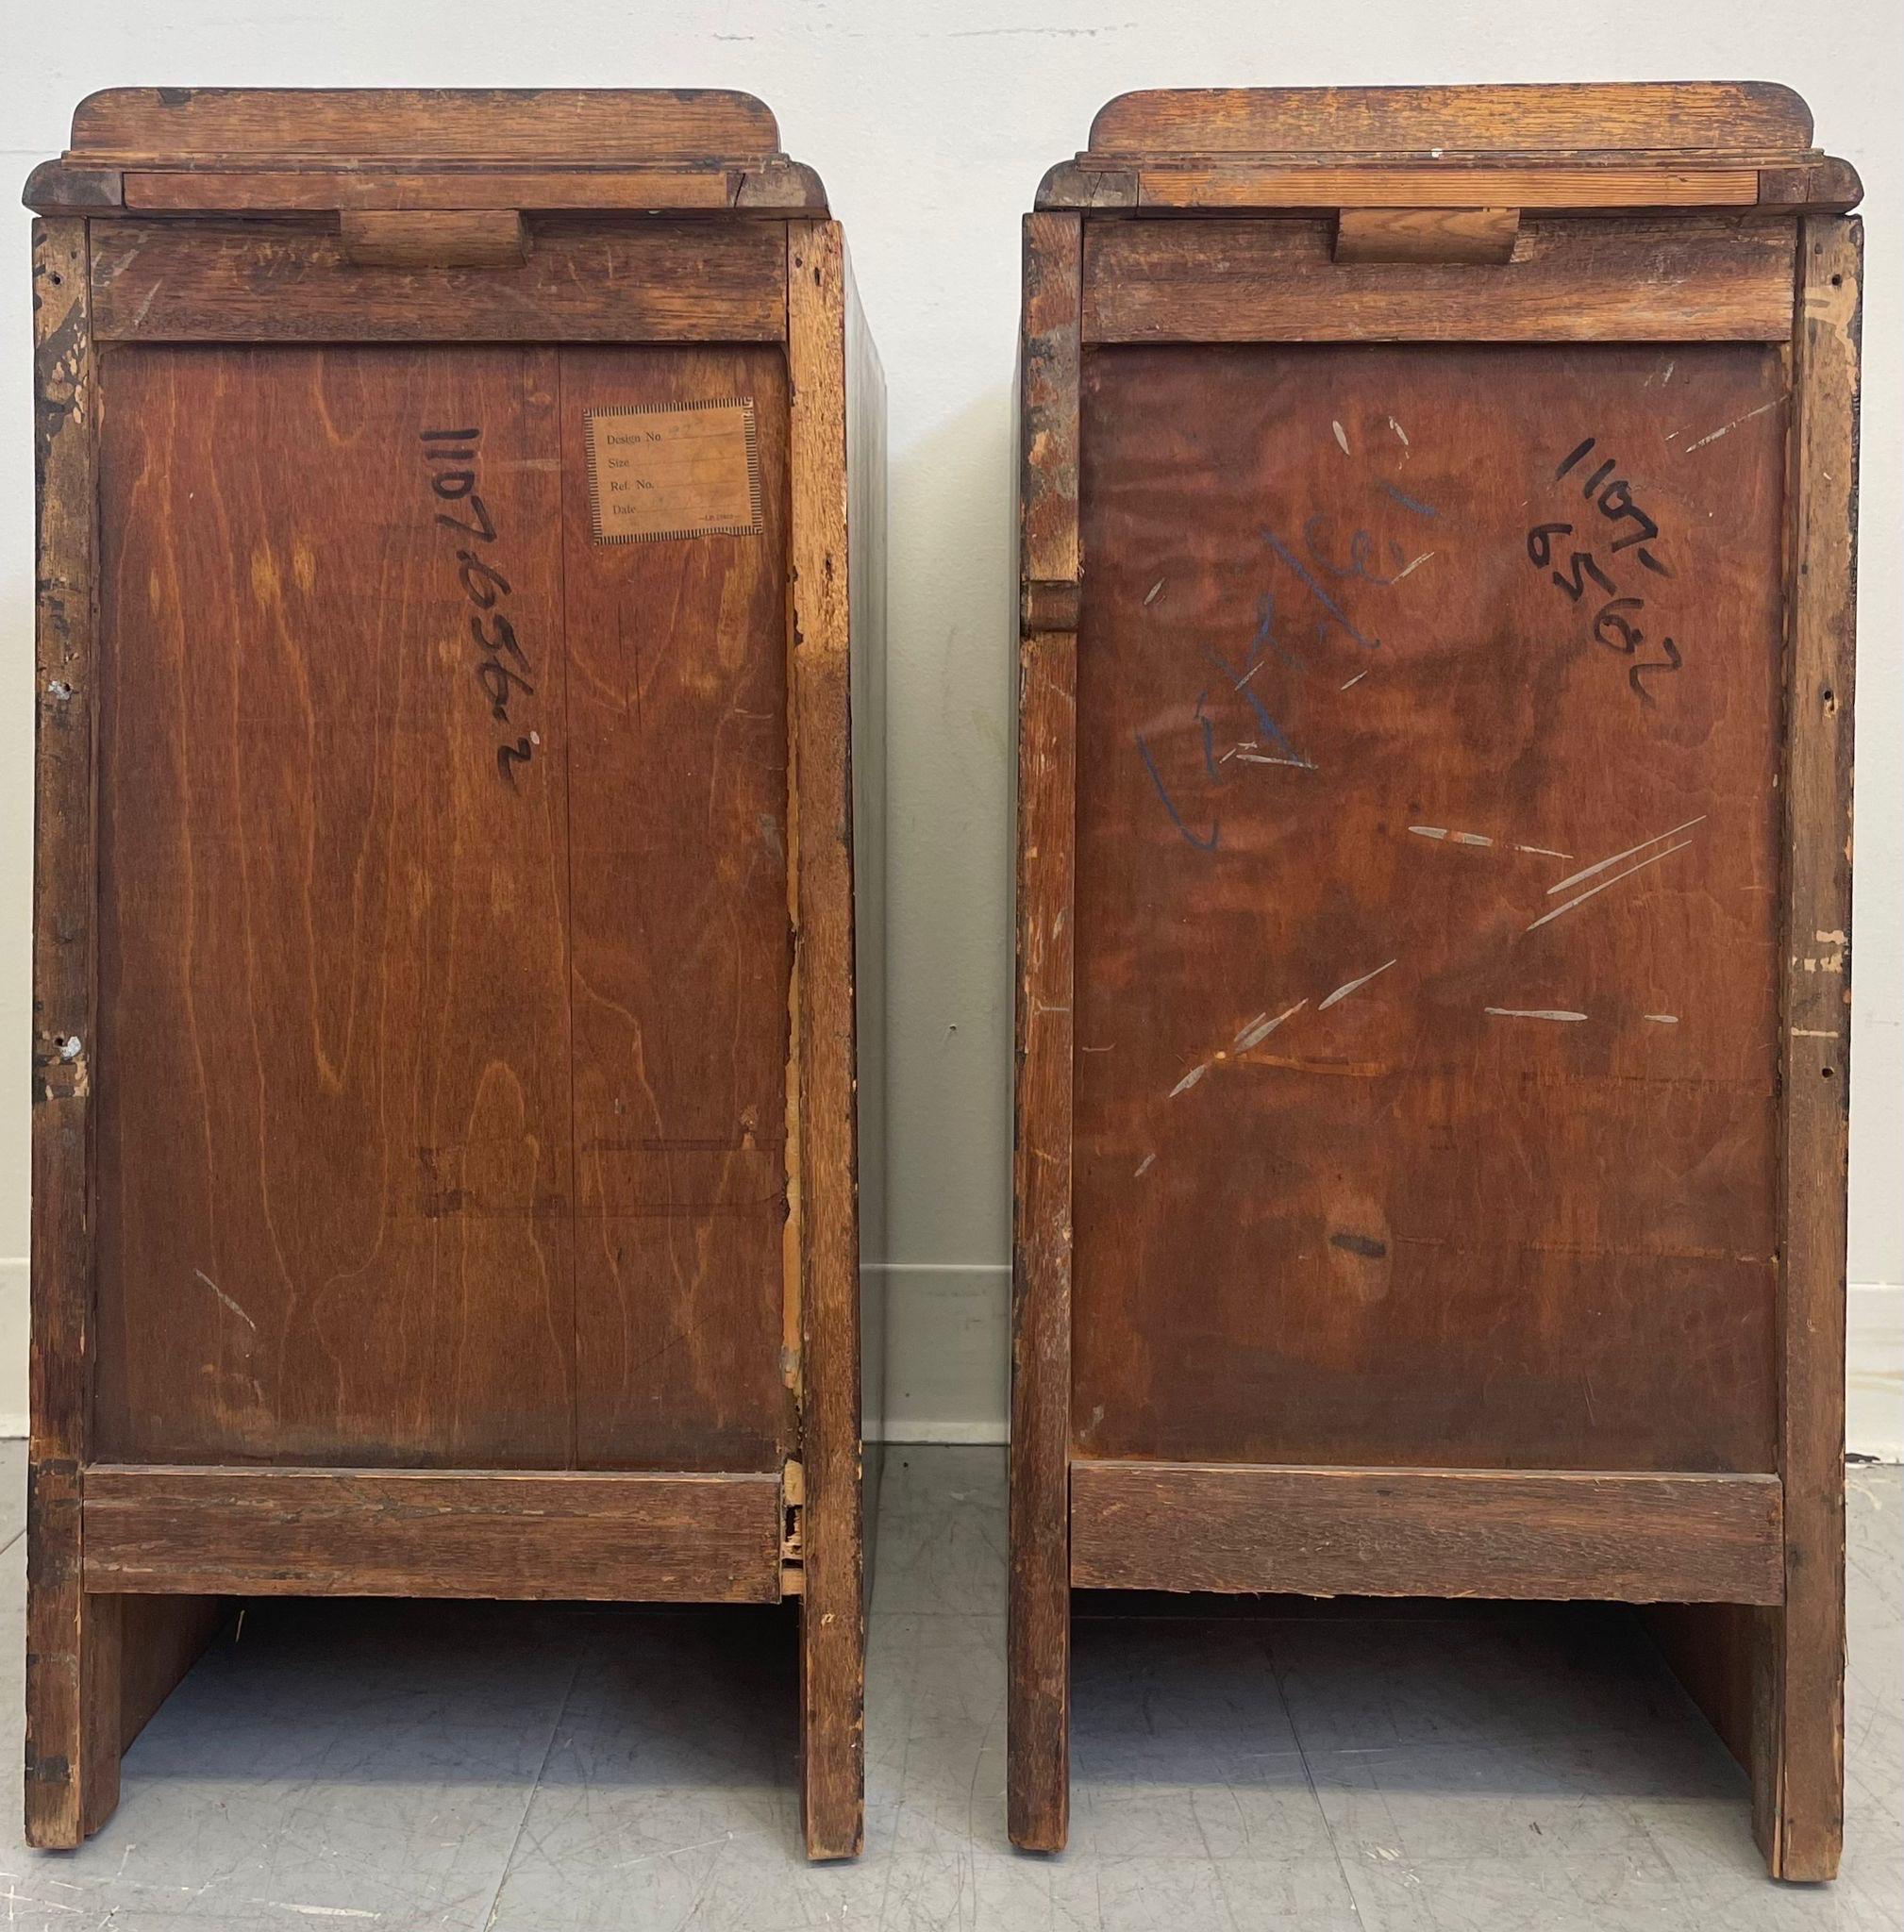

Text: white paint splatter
xmin=1791 ymin=1028 xmax=1840 ymax=1041
xmin=1235 ymin=999 xmax=1309 ymax=1052
xmin=1526 ymin=839 xmax=1695 ymax=933
xmin=1643 ymin=1014 xmax=1680 ymax=1024
xmin=1318 ymin=959 xmax=1397 ymax=1011
xmin=1546 ymin=816 xmax=1707 ymax=896
xmin=1332 ymin=420 xmax=1351 ymax=455
xmin=1485 ymin=1008 xmax=1588 ymax=1023
xmin=1388 ymin=415 xmax=1410 ymax=446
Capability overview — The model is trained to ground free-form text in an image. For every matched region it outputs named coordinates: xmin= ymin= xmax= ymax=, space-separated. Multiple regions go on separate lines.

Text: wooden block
xmin=1334 ymin=207 xmax=1520 ymax=265
xmin=1070 ymin=1463 xmax=1785 ymax=1602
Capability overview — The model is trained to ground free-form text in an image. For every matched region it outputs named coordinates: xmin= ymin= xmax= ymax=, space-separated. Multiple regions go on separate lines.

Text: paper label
xmin=584 ymin=399 xmax=762 ymax=544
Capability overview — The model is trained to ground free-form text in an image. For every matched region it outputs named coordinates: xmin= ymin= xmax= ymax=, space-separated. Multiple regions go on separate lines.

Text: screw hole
xmin=1830 ymin=274 xmax=1844 ymax=287
xmin=49 ymin=272 xmax=62 ymax=287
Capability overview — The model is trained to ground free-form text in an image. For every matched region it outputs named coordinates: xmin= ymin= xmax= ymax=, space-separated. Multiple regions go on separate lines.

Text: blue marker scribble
xmin=1200 ymin=645 xmax=1311 ymax=768
xmin=1135 ymin=730 xmax=1218 ymax=852
xmin=1378 ymin=481 xmax=1441 ymax=520
xmin=1261 ymin=529 xmax=1380 ymax=650
xmin=1194 ymin=690 xmax=1221 ymax=783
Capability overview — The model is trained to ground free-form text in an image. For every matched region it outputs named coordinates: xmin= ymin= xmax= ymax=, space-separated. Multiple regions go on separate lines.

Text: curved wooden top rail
xmin=25 ymin=87 xmax=827 ymax=217
xmin=1087 ymin=83 xmax=1817 ymax=158
xmin=1039 ymin=83 xmax=1859 ymax=216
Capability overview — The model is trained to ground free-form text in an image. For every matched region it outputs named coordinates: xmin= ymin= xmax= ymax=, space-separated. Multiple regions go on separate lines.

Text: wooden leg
xmin=25 ymin=1463 xmax=121 ymax=1848
xmin=799 ymin=1560 xmax=865 ymax=1859
xmin=1007 ymin=1444 xmax=1070 ymax=1851
xmin=1760 ymin=1557 xmax=1846 ymax=1879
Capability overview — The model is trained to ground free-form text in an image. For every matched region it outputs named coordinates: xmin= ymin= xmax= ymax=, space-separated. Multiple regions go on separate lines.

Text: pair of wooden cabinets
xmin=27 ymin=83 xmax=1859 ymax=1881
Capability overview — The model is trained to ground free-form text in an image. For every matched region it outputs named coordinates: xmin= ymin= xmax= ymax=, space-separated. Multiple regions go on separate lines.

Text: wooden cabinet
xmin=1010 ymin=84 xmax=1860 ymax=1878
xmin=25 ymin=88 xmax=884 ymax=1859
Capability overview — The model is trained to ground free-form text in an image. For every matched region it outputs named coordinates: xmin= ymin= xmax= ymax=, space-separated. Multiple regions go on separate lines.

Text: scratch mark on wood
xmin=1392 ymin=551 xmax=1434 ymax=579
xmin=1515 ymin=844 xmax=1573 ymax=859
xmin=1144 ymin=579 xmax=1164 ymax=607
xmin=1331 ymin=420 xmax=1350 ymax=455
xmin=1134 ymin=1153 xmax=1156 ymax=1178
xmin=1527 ymin=838 xmax=1695 ymax=933
xmin=1318 ymin=960 xmax=1396 ymax=1012
xmin=1339 ymin=670 xmax=1369 ymax=691
xmin=1643 ymin=1014 xmax=1680 ymax=1024
xmin=1388 ymin=415 xmax=1409 ymax=446
xmin=1546 ymin=816 xmax=1706 ymax=896
xmin=1679 ymin=394 xmax=1786 ymax=455
xmin=1235 ymin=999 xmax=1308 ymax=1051
xmin=1168 ymin=1062 xmax=1210 ymax=1098
xmin=1485 ymin=1008 xmax=1589 ymax=1023
xmin=193 ymin=1269 xmax=257 ymax=1332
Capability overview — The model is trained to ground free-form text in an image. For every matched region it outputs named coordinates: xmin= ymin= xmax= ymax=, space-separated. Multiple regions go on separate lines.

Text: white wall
xmin=1 ymin=3 xmax=1897 ymax=1453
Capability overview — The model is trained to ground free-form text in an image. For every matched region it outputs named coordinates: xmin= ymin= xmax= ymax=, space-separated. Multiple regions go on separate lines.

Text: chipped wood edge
xmin=1009 ymin=208 xmax=1081 ymax=1855
xmin=787 ymin=216 xmax=865 ymax=1863
xmin=1763 ymin=212 xmax=1861 ymax=1885
xmin=25 ymin=213 xmax=116 ymax=1850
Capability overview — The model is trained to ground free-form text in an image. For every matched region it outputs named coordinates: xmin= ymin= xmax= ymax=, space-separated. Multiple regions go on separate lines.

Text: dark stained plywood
xmin=559 ymin=345 xmax=793 ymax=1472
xmin=95 ymin=343 xmax=576 ymax=1470
xmin=92 ymin=341 xmax=794 ymax=1475
xmin=1071 ymin=341 xmax=1786 ymax=1474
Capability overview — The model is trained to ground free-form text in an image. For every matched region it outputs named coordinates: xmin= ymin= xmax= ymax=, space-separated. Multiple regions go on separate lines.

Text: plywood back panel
xmin=1071 ymin=341 xmax=1784 ymax=1474
xmin=93 ymin=340 xmax=791 ymax=1471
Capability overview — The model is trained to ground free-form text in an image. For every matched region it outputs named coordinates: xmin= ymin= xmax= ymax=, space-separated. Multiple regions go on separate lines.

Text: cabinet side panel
xmin=1072 ymin=341 xmax=1783 ymax=1473
xmin=558 ymin=343 xmax=793 ymax=1473
xmin=93 ymin=342 xmax=576 ymax=1468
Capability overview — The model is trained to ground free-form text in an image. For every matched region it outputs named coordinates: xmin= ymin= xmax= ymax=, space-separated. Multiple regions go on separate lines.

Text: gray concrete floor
xmin=0 ymin=1442 xmax=1896 ymax=1930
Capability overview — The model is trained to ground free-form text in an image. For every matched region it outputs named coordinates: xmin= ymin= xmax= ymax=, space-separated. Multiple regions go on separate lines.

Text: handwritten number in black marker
xmin=471 ymin=612 xmax=530 ymax=673
xmin=1527 ymin=523 xmax=1572 ymax=568
xmin=1552 ymin=551 xmax=1616 ymax=603
xmin=476 ymin=658 xmax=534 ymax=720
xmin=1554 ymin=438 xmax=1596 ymax=480
xmin=457 ymin=552 xmax=511 ymax=608
xmin=437 ymin=494 xmax=497 ymax=542
xmin=497 ymin=739 xmax=533 ymax=786
xmin=1628 ymin=637 xmax=1682 ymax=704
xmin=1591 ymin=597 xmax=1645 ymax=655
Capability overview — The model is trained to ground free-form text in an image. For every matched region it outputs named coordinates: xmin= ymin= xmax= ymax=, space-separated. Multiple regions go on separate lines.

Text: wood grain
xmin=1137 ymin=167 xmax=1760 ymax=210
xmin=1009 ymin=206 xmax=1085 ymax=1857
xmin=1071 ymin=1463 xmax=1785 ymax=1602
xmin=1072 ymin=341 xmax=1786 ymax=1475
xmin=25 ymin=214 xmax=115 ymax=1852
xmin=337 ymin=209 xmax=528 ymax=268
xmin=70 ymin=87 xmax=781 ymax=162
xmin=92 ymin=220 xmax=786 ymax=343
xmin=1084 ymin=217 xmax=1797 ymax=344
xmin=126 ymin=170 xmax=735 ymax=213
xmin=83 ymin=1466 xmax=783 ymax=1600
xmin=560 ymin=345 xmax=793 ymax=1472
xmin=1334 ymin=208 xmax=1520 ymax=266
xmin=787 ymin=218 xmax=866 ymax=1861
xmin=1086 ymin=84 xmax=1815 ymax=158
xmin=1763 ymin=214 xmax=1861 ymax=1883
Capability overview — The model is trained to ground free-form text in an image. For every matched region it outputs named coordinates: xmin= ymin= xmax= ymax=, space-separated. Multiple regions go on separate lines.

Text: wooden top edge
xmin=1085 ymin=82 xmax=1816 ymax=158
xmin=65 ymin=86 xmax=785 ymax=162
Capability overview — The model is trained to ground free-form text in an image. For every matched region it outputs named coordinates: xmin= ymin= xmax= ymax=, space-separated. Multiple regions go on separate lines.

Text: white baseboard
xmin=0 ymin=1257 xmax=1893 ymax=1459
xmin=0 ymin=1255 xmax=25 ymax=1437
xmin=1848 ymin=1281 xmax=1903 ymax=1463
xmin=872 ymin=1263 xmax=1009 ymax=1444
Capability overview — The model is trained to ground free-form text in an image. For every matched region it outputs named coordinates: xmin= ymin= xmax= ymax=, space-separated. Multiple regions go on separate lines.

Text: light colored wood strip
xmin=1137 ymin=165 xmax=1760 ymax=209
xmin=1766 ymin=213 xmax=1861 ymax=1884
xmin=1071 ymin=1463 xmax=1786 ymax=1603
xmin=90 ymin=220 xmax=786 ymax=343
xmin=124 ymin=168 xmax=734 ymax=212
xmin=1334 ymin=207 xmax=1518 ymax=266
xmin=1088 ymin=83 xmax=1814 ymax=158
xmin=787 ymin=217 xmax=866 ymax=1862
xmin=1083 ymin=216 xmax=1795 ymax=344
xmin=81 ymin=1467 xmax=784 ymax=1602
